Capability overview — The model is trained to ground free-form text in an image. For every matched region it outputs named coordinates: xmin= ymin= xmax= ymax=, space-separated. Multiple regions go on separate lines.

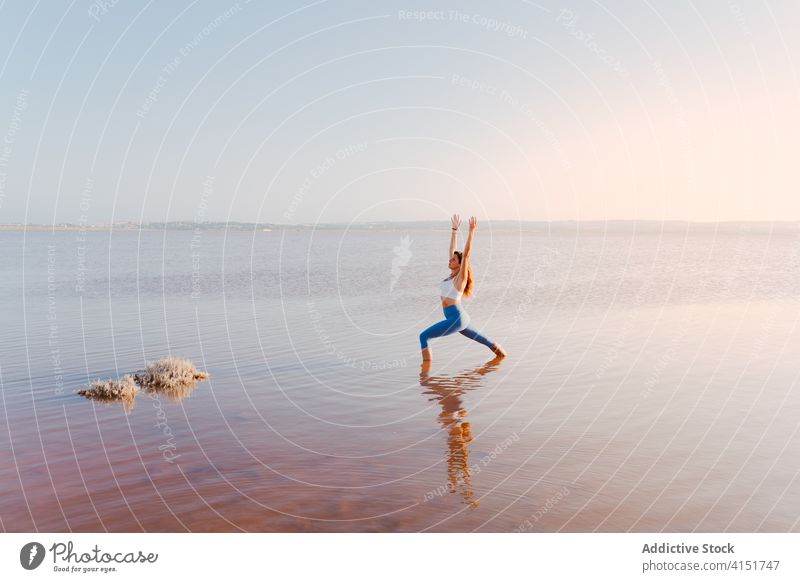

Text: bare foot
xmin=491 ymin=344 xmax=507 ymax=358
xmin=421 ymin=347 xmax=432 ymax=362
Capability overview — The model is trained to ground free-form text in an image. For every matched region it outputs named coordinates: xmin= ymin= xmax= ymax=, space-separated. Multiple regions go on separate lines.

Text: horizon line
xmin=3 ymin=218 xmax=800 ymax=228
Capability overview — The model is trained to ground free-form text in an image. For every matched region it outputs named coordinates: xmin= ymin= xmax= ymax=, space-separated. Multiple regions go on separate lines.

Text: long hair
xmin=452 ymin=251 xmax=474 ymax=297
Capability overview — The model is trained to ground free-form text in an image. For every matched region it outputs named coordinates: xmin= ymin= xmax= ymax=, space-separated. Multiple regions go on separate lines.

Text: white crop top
xmin=439 ymin=276 xmax=463 ymax=300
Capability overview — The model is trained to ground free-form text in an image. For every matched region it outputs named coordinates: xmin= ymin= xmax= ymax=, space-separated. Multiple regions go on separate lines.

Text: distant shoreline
xmin=2 ymin=220 xmax=799 ymax=233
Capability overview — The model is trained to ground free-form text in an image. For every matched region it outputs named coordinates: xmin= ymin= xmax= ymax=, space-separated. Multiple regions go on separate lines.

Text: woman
xmin=419 ymin=214 xmax=507 ymax=362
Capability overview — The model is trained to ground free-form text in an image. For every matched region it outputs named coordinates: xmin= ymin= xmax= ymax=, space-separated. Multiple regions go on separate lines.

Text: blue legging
xmin=419 ymin=304 xmax=496 ymax=350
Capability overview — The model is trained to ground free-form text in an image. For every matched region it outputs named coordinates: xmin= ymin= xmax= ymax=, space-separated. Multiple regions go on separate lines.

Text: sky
xmin=0 ymin=0 xmax=798 ymax=225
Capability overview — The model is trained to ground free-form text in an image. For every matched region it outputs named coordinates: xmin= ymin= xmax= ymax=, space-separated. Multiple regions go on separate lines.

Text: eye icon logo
xmin=20 ymin=542 xmax=46 ymax=570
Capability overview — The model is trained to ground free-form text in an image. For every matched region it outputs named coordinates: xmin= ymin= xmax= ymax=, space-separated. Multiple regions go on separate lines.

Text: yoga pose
xmin=419 ymin=215 xmax=507 ymax=362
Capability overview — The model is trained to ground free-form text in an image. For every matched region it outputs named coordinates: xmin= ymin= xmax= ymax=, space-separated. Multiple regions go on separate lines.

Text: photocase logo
xmin=390 ymin=235 xmax=413 ymax=292
xmin=20 ymin=542 xmax=46 ymax=570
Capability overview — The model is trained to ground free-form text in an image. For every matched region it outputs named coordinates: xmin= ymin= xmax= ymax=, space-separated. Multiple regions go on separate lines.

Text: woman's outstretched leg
xmin=459 ymin=324 xmax=507 ymax=357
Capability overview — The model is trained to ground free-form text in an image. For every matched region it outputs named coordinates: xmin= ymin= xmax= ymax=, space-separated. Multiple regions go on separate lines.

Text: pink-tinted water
xmin=2 ymin=228 xmax=800 ymax=531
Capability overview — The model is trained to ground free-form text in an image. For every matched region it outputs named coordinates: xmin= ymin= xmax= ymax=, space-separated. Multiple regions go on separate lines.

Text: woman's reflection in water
xmin=419 ymin=357 xmax=504 ymax=510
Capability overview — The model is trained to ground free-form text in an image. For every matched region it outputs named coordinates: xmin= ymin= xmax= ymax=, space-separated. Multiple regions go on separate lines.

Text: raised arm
xmin=462 ymin=216 xmax=477 ymax=260
xmin=456 ymin=216 xmax=477 ymax=287
xmin=449 ymin=213 xmax=461 ymax=257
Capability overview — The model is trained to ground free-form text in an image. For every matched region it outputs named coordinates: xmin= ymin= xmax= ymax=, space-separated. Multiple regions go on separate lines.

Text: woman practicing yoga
xmin=419 ymin=214 xmax=507 ymax=362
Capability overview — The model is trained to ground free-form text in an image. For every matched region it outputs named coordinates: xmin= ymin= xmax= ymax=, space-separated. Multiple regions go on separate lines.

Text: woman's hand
xmin=451 ymin=214 xmax=461 ymax=230
xmin=469 ymin=216 xmax=477 ymax=231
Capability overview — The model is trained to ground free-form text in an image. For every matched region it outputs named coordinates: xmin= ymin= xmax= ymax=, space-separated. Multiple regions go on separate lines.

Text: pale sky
xmin=0 ymin=0 xmax=798 ymax=224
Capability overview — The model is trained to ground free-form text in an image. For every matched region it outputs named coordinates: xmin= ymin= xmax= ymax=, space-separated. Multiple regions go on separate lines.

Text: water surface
xmin=2 ymin=225 xmax=799 ymax=531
